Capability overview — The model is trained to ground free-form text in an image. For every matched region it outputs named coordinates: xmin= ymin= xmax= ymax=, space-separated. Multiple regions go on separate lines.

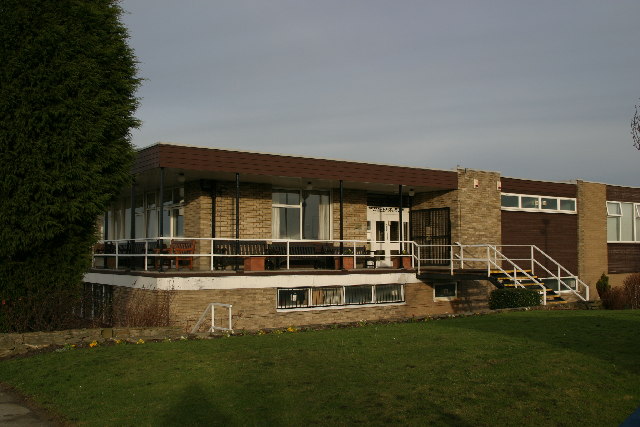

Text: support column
xmin=130 ymin=183 xmax=136 ymax=240
xmin=339 ymin=180 xmax=344 ymax=269
xmin=399 ymin=184 xmax=403 ymax=253
xmin=235 ymin=173 xmax=240 ymax=270
xmin=158 ymin=167 xmax=165 ymax=271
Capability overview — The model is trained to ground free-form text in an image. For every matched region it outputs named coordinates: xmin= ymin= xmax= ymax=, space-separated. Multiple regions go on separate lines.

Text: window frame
xmin=272 ymin=188 xmax=331 ymax=240
xmin=500 ymin=193 xmax=577 ymax=214
xmin=433 ymin=282 xmax=458 ymax=301
xmin=277 ymin=284 xmax=404 ymax=310
xmin=607 ymin=201 xmax=640 ymax=243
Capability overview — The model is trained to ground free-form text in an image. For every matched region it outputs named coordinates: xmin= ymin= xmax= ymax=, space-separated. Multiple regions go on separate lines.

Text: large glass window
xmin=607 ymin=201 xmax=640 ymax=242
xmin=272 ymin=189 xmax=330 ymax=240
xmin=106 ymin=187 xmax=184 ymax=240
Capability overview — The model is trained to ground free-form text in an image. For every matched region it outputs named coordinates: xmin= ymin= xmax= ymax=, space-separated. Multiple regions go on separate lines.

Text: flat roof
xmin=133 ymin=142 xmax=459 ymax=190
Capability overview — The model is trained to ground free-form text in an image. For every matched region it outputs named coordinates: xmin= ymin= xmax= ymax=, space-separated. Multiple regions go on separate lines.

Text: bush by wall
xmin=596 ymin=273 xmax=610 ymax=299
xmin=602 ymin=273 xmax=640 ymax=310
xmin=489 ymin=288 xmax=541 ymax=310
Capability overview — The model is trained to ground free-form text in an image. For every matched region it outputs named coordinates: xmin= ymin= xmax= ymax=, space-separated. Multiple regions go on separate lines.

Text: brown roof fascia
xmin=501 ymin=177 xmax=577 ymax=198
xmin=133 ymin=143 xmax=458 ymax=190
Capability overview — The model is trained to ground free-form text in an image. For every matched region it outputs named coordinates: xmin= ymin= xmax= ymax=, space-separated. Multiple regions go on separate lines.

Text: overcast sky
xmin=120 ymin=0 xmax=639 ymax=186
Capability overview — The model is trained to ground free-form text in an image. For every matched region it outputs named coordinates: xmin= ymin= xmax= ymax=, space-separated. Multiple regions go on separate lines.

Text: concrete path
xmin=0 ymin=386 xmax=55 ymax=426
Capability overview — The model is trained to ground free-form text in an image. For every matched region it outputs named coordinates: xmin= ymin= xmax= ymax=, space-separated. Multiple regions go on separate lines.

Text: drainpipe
xmin=130 ymin=183 xmax=136 ymax=240
xmin=339 ymin=180 xmax=344 ymax=269
xmin=399 ymin=184 xmax=403 ymax=253
xmin=211 ymin=181 xmax=217 ymax=239
xmin=158 ymin=167 xmax=164 ymax=271
xmin=130 ymin=183 xmax=136 ymax=270
xmin=235 ymin=173 xmax=240 ymax=271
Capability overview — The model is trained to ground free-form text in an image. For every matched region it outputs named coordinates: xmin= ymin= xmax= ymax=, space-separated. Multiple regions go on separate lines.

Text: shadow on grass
xmin=440 ymin=311 xmax=640 ymax=374
xmin=160 ymin=383 xmax=231 ymax=426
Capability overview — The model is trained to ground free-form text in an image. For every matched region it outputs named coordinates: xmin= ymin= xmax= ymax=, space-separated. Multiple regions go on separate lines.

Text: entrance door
xmin=367 ymin=207 xmax=409 ymax=267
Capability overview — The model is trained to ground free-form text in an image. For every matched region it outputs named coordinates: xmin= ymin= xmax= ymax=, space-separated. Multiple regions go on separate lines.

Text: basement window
xmin=277 ymin=284 xmax=404 ymax=310
xmin=434 ymin=282 xmax=457 ymax=300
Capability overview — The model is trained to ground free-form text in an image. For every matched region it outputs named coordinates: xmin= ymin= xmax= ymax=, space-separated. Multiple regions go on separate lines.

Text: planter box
xmin=334 ymin=256 xmax=355 ymax=270
xmin=392 ymin=256 xmax=412 ymax=269
xmin=244 ymin=256 xmax=266 ymax=271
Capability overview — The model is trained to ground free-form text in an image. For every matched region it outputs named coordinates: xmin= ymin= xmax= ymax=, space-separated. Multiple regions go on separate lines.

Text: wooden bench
xmin=213 ymin=240 xmax=269 ymax=270
xmin=268 ymin=242 xmax=329 ymax=269
xmin=155 ymin=240 xmax=196 ymax=270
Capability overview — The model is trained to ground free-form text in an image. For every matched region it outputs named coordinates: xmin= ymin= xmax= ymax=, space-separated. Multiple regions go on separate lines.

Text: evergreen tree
xmin=0 ymin=0 xmax=140 ymax=331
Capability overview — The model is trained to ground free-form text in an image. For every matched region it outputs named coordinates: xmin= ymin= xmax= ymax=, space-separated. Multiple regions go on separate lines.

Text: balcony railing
xmin=91 ymin=237 xmax=416 ymax=272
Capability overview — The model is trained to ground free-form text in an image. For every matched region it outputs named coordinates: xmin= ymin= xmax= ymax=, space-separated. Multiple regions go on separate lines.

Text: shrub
xmin=601 ymin=287 xmax=628 ymax=310
xmin=596 ymin=273 xmax=610 ymax=299
xmin=113 ymin=288 xmax=175 ymax=327
xmin=489 ymin=288 xmax=541 ymax=309
xmin=623 ymin=273 xmax=640 ymax=309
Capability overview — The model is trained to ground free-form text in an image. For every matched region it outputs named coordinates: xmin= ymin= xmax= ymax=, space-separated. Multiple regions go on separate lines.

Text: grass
xmin=1 ymin=310 xmax=639 ymax=426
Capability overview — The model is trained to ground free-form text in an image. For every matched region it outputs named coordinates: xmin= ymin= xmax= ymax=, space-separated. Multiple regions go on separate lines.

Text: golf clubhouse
xmin=84 ymin=143 xmax=640 ymax=331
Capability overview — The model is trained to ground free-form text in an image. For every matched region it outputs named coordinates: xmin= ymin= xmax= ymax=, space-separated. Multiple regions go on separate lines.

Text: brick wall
xmin=332 ymin=189 xmax=367 ymax=241
xmin=413 ymin=169 xmax=501 ymax=247
xmin=131 ymin=280 xmax=495 ymax=331
xmin=577 ymin=181 xmax=607 ymax=297
xmin=457 ymin=169 xmax=501 ymax=245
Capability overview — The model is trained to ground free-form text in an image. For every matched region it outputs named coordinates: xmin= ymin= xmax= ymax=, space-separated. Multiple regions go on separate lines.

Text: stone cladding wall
xmin=0 ymin=326 xmax=183 ymax=358
xmin=139 ymin=280 xmax=494 ymax=331
xmin=332 ymin=189 xmax=367 ymax=241
xmin=413 ymin=169 xmax=501 ymax=251
xmin=576 ymin=181 xmax=608 ymax=297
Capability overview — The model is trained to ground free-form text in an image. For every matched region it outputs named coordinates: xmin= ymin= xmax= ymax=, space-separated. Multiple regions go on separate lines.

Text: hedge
xmin=489 ymin=288 xmax=541 ymax=309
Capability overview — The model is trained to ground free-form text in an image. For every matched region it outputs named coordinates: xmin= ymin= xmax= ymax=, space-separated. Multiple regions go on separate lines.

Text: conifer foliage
xmin=0 ymin=0 xmax=140 ymax=331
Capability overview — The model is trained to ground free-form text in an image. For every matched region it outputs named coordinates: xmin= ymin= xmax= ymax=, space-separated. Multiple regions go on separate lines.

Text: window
xmin=500 ymin=193 xmax=577 ymax=214
xmin=272 ymin=189 xmax=330 ymax=240
xmin=607 ymin=201 xmax=640 ymax=242
xmin=277 ymin=284 xmax=404 ymax=309
xmin=434 ymin=282 xmax=457 ymax=300
xmin=106 ymin=188 xmax=184 ymax=240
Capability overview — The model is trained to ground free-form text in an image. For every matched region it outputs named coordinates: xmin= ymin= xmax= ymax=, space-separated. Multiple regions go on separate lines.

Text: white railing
xmin=92 ymin=237 xmax=416 ymax=272
xmin=413 ymin=243 xmax=588 ymax=302
xmin=191 ymin=303 xmax=233 ymax=334
xmin=495 ymin=245 xmax=589 ymax=301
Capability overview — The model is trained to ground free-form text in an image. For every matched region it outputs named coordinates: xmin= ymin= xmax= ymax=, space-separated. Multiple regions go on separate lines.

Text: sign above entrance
xmin=368 ymin=206 xmax=402 ymax=213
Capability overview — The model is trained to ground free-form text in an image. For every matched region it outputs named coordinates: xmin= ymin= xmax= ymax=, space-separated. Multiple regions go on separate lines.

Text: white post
xmin=211 ymin=304 xmax=215 ymax=333
xmin=530 ymin=246 xmax=534 ymax=275
xmin=210 ymin=239 xmax=214 ymax=271
xmin=144 ymin=241 xmax=148 ymax=271
xmin=286 ymin=241 xmax=290 ymax=270
xmin=352 ymin=241 xmax=356 ymax=266
xmin=228 ymin=305 xmax=233 ymax=331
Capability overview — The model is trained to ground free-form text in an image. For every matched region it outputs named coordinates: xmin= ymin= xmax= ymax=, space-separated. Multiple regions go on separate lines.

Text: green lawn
xmin=1 ymin=310 xmax=639 ymax=426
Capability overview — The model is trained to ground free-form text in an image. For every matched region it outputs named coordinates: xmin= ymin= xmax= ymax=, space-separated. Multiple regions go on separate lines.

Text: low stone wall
xmin=0 ymin=326 xmax=183 ymax=359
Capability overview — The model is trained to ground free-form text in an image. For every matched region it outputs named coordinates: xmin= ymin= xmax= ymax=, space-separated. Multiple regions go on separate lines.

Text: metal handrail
xmin=92 ymin=237 xmax=417 ymax=272
xmin=191 ymin=303 xmax=233 ymax=334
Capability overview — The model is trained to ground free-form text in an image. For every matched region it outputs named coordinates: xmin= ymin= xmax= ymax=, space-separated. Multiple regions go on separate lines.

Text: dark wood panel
xmin=608 ymin=243 xmax=640 ymax=274
xmin=501 ymin=211 xmax=578 ymax=274
xmin=501 ymin=177 xmax=576 ymax=198
xmin=606 ymin=185 xmax=640 ymax=203
xmin=134 ymin=144 xmax=458 ymax=189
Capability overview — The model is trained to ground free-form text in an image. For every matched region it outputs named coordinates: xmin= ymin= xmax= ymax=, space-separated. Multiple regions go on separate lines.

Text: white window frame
xmin=500 ymin=193 xmax=577 ymax=214
xmin=433 ymin=282 xmax=457 ymax=301
xmin=277 ymin=284 xmax=404 ymax=310
xmin=272 ymin=188 xmax=332 ymax=240
xmin=607 ymin=201 xmax=640 ymax=243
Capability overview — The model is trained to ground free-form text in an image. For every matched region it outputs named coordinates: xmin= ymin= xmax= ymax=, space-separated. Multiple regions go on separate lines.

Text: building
xmin=85 ymin=143 xmax=640 ymax=331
